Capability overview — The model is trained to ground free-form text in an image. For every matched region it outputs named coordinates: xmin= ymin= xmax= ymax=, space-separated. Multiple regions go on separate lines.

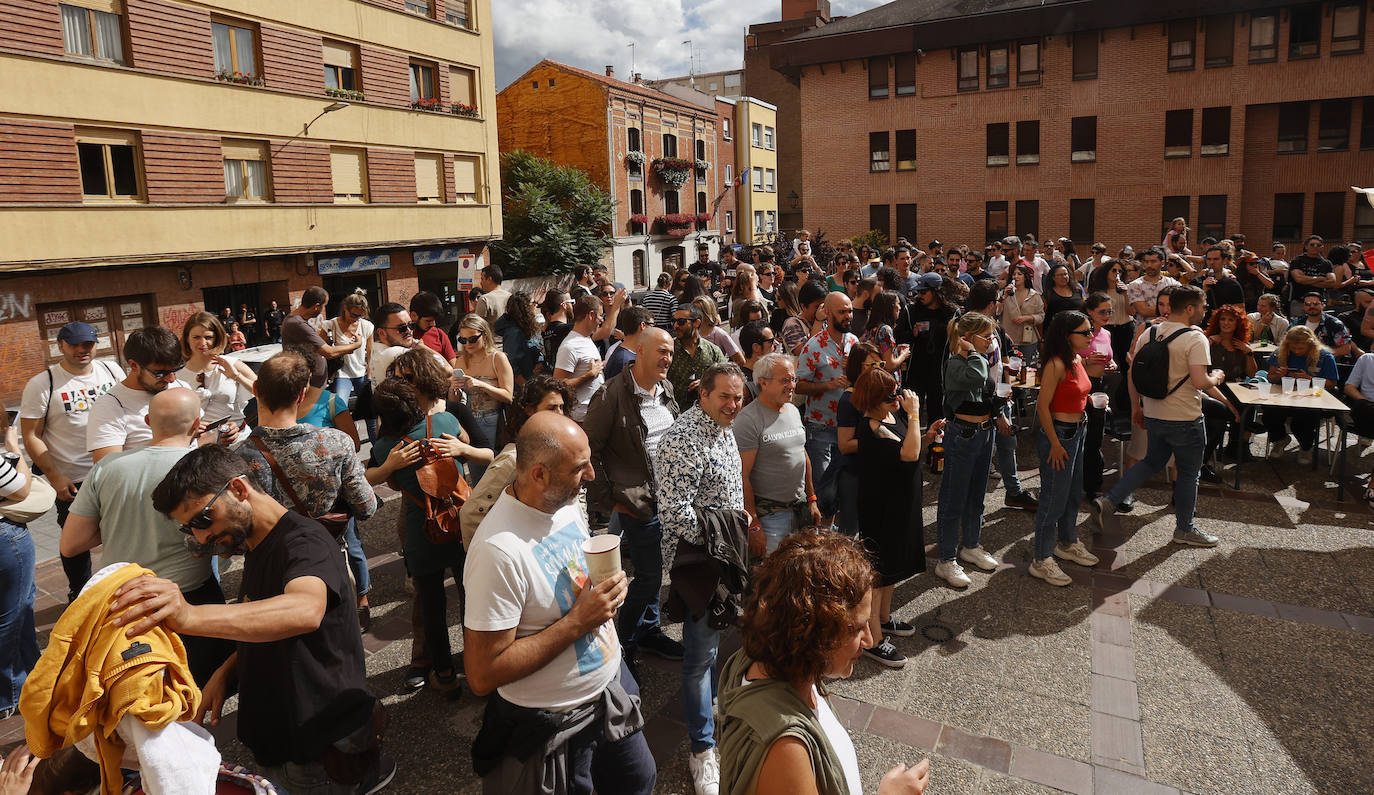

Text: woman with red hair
xmin=1203 ymin=305 xmax=1254 ymax=467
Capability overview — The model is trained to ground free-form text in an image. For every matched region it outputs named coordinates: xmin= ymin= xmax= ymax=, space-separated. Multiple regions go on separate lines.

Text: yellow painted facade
xmin=734 ymin=97 xmax=778 ymax=244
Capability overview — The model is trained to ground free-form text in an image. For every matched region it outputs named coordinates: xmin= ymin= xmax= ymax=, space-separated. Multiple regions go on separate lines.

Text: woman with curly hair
xmin=1264 ymin=325 xmax=1339 ymax=458
xmin=718 ymin=531 xmax=932 ymax=795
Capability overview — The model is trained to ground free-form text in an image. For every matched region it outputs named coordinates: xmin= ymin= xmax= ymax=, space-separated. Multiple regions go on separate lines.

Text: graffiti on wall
xmin=0 ymin=292 xmax=32 ymax=323
xmin=160 ymin=304 xmax=201 ymax=332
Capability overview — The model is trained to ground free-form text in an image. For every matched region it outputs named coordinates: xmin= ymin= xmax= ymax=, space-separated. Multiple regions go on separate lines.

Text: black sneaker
xmin=402 ymin=667 xmax=427 ymax=692
xmin=881 ymin=619 xmax=917 ymax=637
xmin=1199 ymin=465 xmax=1222 ymax=484
xmin=1116 ymin=494 xmax=1135 ymax=513
xmin=357 ymin=754 xmax=397 ymax=794
xmin=1005 ymin=491 xmax=1039 ymax=511
xmin=862 ymin=636 xmax=907 ymax=669
xmin=637 ymin=631 xmax=685 ymax=661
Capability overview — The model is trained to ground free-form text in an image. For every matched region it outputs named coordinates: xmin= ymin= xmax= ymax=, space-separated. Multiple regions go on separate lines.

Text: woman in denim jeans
xmin=934 ymin=313 xmax=1002 ymax=589
xmin=1030 ymin=312 xmax=1101 ymax=587
xmin=0 ymin=429 xmax=38 ymax=721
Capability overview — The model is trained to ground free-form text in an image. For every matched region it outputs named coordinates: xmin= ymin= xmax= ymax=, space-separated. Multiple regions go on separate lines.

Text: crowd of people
xmin=0 ymin=223 xmax=1371 ymax=795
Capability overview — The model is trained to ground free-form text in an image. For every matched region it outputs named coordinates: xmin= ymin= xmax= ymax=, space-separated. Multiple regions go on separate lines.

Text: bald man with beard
xmin=60 ymin=387 xmax=234 ymax=685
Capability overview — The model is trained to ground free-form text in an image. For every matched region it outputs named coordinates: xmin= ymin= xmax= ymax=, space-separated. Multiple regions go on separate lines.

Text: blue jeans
xmin=609 ymin=512 xmax=664 ymax=654
xmin=468 ymin=409 xmax=501 ymax=485
xmin=995 ymin=403 xmax=1024 ymax=494
xmin=342 ymin=518 xmax=370 ymax=598
xmin=936 ymin=421 xmax=995 ymax=562
xmin=0 ymin=520 xmax=39 ymax=712
xmin=1034 ymin=422 xmax=1086 ymax=560
xmin=681 ymin=612 xmax=720 ymax=753
xmin=805 ymin=423 xmax=839 ymax=517
xmin=759 ymin=508 xmax=797 ymax=555
xmin=330 ymin=376 xmax=377 ymax=442
xmin=1106 ymin=417 xmax=1206 ymax=537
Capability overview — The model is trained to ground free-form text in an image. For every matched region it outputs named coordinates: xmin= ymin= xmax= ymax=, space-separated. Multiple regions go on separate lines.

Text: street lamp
xmin=303 ymin=101 xmax=351 ymax=136
xmin=788 ymin=190 xmax=800 ymax=210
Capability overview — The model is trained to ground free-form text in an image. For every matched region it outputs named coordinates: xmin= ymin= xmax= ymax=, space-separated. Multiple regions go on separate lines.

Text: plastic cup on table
xmin=1282 ymin=376 xmax=1296 ymax=394
xmin=1256 ymin=381 xmax=1272 ymax=399
xmin=1312 ymin=377 xmax=1326 ymax=396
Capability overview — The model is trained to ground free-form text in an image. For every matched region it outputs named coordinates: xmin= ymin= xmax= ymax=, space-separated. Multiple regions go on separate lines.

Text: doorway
xmin=322 ymin=272 xmax=384 ymax=324
xmin=662 ymin=245 xmax=684 ymax=275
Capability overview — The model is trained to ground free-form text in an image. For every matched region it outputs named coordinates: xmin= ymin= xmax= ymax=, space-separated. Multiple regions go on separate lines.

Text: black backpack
xmin=1131 ymin=326 xmax=1191 ymax=400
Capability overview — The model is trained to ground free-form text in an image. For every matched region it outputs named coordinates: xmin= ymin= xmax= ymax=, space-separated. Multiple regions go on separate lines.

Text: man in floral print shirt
xmin=795 ymin=292 xmax=857 ymax=523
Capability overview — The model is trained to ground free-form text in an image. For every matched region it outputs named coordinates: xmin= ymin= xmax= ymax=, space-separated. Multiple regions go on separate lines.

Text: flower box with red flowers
xmin=629 ymin=214 xmax=649 ymax=225
xmin=412 ymin=97 xmax=445 ymax=112
xmin=451 ymin=102 xmax=480 ymax=118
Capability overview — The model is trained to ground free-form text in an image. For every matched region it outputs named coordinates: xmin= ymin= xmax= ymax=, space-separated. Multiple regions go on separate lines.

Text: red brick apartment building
xmin=767 ymin=0 xmax=1374 ymax=250
xmin=497 ymin=61 xmax=729 ymax=288
xmin=0 ymin=0 xmax=500 ymax=403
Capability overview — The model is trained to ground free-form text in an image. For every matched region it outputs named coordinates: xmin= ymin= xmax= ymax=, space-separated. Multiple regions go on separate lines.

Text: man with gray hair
xmin=732 ymin=353 xmax=819 ymax=556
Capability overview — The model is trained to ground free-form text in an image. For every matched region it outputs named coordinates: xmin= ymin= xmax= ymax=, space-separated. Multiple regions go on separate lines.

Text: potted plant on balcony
xmin=451 ymin=102 xmax=480 ymax=118
xmin=651 ymin=157 xmax=693 ymax=189
xmin=217 ymin=70 xmax=264 ymax=87
xmin=412 ymin=96 xmax=444 ymax=112
xmin=694 ymin=158 xmax=710 ymax=172
xmin=326 ymin=87 xmax=364 ymax=101
xmin=625 ymin=150 xmax=647 ymax=169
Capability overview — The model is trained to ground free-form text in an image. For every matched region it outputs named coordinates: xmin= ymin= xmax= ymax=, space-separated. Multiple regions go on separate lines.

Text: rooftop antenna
xmin=683 ymin=39 xmax=694 ymax=87
xmin=627 ymin=42 xmax=635 ymax=79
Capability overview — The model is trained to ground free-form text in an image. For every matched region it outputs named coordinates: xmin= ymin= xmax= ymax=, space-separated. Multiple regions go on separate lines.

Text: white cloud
xmin=492 ymin=0 xmax=889 ymax=88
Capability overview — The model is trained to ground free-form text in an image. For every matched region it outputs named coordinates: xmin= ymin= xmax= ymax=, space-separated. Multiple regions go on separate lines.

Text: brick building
xmin=0 ymin=0 xmax=500 ymax=404
xmin=767 ymin=0 xmax=1374 ymax=250
xmin=497 ymin=61 xmax=728 ymax=287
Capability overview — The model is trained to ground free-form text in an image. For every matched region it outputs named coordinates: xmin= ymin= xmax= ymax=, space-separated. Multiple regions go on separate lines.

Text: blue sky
xmin=492 ymin=0 xmax=888 ymax=89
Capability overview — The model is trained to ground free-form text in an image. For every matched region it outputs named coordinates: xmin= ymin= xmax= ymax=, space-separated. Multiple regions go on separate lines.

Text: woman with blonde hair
xmin=933 ymin=312 xmax=1002 ymax=589
xmin=1264 ymin=325 xmax=1339 ymax=458
xmin=451 ymin=313 xmax=513 ymax=482
xmin=176 ymin=311 xmax=255 ymax=432
xmin=692 ymin=295 xmax=747 ymax=366
xmin=329 ymin=288 xmax=376 ymax=440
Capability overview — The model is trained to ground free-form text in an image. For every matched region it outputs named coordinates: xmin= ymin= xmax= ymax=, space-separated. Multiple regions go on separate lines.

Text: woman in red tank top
xmin=1029 ymin=311 xmax=1101 ymax=587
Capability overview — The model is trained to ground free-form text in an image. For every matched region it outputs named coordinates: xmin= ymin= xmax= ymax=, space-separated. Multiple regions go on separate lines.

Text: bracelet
xmin=806 ymin=495 xmax=818 ymax=503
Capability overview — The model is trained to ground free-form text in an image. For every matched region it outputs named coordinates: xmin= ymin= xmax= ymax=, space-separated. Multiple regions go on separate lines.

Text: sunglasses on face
xmin=885 ymin=392 xmax=902 ymax=403
xmin=179 ymin=478 xmax=234 ymax=535
xmin=145 ymin=365 xmax=183 ymax=379
xmin=457 ymin=334 xmax=483 ymax=345
xmin=1071 ymin=328 xmax=1092 ymax=337
xmin=382 ymin=324 xmax=413 ymax=334
xmin=672 ymin=318 xmax=694 ymax=326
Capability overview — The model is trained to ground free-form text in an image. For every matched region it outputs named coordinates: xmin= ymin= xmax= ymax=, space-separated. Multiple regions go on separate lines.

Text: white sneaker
xmin=958 ymin=546 xmax=999 ymax=571
xmin=1029 ymin=557 xmax=1072 ymax=586
xmin=689 ymin=748 xmax=720 ymax=795
xmin=935 ymin=560 xmax=972 ymax=588
xmin=1053 ymin=541 xmax=1100 ymax=567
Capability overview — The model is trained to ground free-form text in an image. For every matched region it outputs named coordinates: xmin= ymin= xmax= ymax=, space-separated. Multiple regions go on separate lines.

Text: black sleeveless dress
xmin=855 ymin=413 xmax=926 ymax=587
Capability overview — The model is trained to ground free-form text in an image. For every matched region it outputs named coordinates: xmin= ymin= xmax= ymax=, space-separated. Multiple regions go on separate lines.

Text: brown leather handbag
xmin=401 ymin=415 xmax=471 ymax=545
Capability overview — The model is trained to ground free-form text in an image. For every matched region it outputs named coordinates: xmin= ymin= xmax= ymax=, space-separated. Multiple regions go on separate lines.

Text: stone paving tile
xmin=978 ymin=686 xmax=1091 ymax=762
xmin=1006 ymin=745 xmax=1093 ymax=795
xmin=1090 ymin=711 xmax=1144 ymax=772
xmin=1090 ymin=674 xmax=1139 ymax=721
xmin=1092 ymin=764 xmax=1181 ymax=794
xmin=975 ymin=769 xmax=1069 ymax=795
xmin=935 ymin=725 xmax=1012 ymax=774
xmin=1141 ymin=720 xmax=1261 ymax=794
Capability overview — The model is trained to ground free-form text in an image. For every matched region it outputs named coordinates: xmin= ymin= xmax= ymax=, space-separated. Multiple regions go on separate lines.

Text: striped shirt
xmin=0 ymin=457 xmax=27 ymax=500
xmin=640 ymin=289 xmax=678 ymax=328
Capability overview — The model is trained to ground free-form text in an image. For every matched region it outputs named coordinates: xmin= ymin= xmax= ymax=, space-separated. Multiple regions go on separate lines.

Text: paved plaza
xmin=4 ymin=432 xmax=1373 ymax=794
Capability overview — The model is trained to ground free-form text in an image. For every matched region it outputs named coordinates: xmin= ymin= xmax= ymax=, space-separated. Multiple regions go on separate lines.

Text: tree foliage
xmin=491 ymin=150 xmax=616 ymax=278
xmin=849 ymin=229 xmax=890 ymax=252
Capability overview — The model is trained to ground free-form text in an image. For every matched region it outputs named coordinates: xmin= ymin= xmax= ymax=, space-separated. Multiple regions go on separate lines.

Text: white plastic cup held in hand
xmin=995 ymin=382 xmax=1012 ymax=399
xmin=1090 ymin=392 xmax=1109 ymax=409
xmin=582 ymin=534 xmax=622 ymax=586
xmin=1282 ymin=376 xmax=1296 ymax=394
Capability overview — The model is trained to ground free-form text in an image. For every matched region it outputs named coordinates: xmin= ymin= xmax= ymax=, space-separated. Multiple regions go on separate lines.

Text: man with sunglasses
xmin=368 ymin=302 xmax=449 ymax=384
xmin=87 ymin=326 xmax=192 ymax=465
xmin=61 ymin=388 xmax=235 ymax=687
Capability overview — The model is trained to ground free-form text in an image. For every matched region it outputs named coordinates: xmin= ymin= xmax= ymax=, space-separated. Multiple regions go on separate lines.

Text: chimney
xmin=605 ymin=65 xmax=615 ymax=78
xmin=633 ymin=72 xmax=642 ymax=84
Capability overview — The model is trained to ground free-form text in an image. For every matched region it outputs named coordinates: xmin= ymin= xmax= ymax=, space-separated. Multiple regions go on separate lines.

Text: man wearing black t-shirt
xmin=1201 ymin=245 xmax=1245 ymax=313
xmin=1286 ymin=235 xmax=1340 ymax=315
xmin=688 ymin=243 xmax=722 ymax=291
xmin=113 ymin=446 xmax=393 ymax=794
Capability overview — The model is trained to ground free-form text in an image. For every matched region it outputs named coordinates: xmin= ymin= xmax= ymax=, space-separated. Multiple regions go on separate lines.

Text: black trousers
xmin=182 ymin=577 xmax=237 ymax=688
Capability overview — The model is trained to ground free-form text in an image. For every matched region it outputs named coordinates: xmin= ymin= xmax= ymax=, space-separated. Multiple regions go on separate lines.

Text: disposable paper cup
xmin=1282 ymin=377 xmax=1296 ymax=394
xmin=1008 ymin=357 xmax=1023 ymax=371
xmin=1024 ymin=369 xmax=1036 ymax=387
xmin=1312 ymin=377 xmax=1326 ymax=393
xmin=582 ymin=534 xmax=622 ymax=586
xmin=1256 ymin=382 xmax=1272 ymax=397
xmin=995 ymin=382 xmax=1013 ymax=398
xmin=1090 ymin=392 xmax=1109 ymax=409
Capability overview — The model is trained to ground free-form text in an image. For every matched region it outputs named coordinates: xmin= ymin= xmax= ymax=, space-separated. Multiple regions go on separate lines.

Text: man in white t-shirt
xmin=463 ymin=411 xmax=654 ymax=793
xmin=20 ymin=321 xmax=123 ymax=600
xmin=1091 ymin=285 xmax=1236 ymax=547
xmin=552 ymin=294 xmax=606 ymax=422
xmin=87 ymin=326 xmax=191 ymax=464
xmin=368 ymin=302 xmax=450 ymax=382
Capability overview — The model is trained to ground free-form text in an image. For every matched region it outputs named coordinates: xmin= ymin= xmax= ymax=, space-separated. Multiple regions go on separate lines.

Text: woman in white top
xmin=176 ymin=312 xmax=255 ymax=434
xmin=452 ymin=314 xmax=513 ymax=484
xmin=328 ymin=290 xmax=376 ymax=441
xmin=1002 ymin=264 xmax=1046 ymax=363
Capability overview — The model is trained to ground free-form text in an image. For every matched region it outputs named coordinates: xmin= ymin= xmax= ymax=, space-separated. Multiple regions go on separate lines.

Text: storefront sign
xmin=457 ymin=254 xmax=478 ymax=288
xmin=316 ymin=253 xmax=392 ymax=275
xmin=413 ymin=247 xmax=468 ymax=266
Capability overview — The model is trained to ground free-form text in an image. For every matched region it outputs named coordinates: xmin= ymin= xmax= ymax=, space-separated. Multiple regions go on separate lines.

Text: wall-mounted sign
xmin=317 ymin=253 xmax=392 ymax=275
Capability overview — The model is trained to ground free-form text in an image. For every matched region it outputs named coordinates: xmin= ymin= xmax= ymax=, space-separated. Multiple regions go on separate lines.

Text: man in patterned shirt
xmin=1127 ymin=247 xmax=1180 ymax=323
xmin=653 ymin=362 xmax=747 ymax=795
xmin=795 ymin=292 xmax=857 ymax=524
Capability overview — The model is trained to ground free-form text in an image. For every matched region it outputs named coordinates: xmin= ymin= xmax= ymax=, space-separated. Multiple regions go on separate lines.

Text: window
xmin=708 ymin=82 xmax=718 ymax=91
xmin=445 ymin=0 xmax=471 ymax=29
xmin=725 ymin=210 xmax=734 ymax=233
xmin=1071 ymin=116 xmax=1096 ymax=162
xmin=453 ymin=155 xmax=481 ymax=203
xmin=1204 ymin=15 xmax=1233 ymax=67
xmin=323 ymin=41 xmax=360 ymax=95
xmin=764 ymin=127 xmax=775 ymax=149
xmin=1168 ymin=19 xmax=1195 ymax=71
xmin=958 ymin=48 xmax=978 ymax=91
xmin=894 ymin=53 xmax=916 ymax=96
xmin=869 ymin=205 xmax=890 ymax=242
xmin=695 ymin=139 xmax=707 ymax=161
xmin=1277 ymin=101 xmax=1309 ymax=153
xmin=896 ymin=203 xmax=917 ymax=243
xmin=60 ymin=1 xmax=125 ymax=64
xmin=1356 ymin=200 xmax=1374 ymax=240
xmin=868 ymin=56 xmax=888 ymax=98
xmin=751 ymin=123 xmax=762 ymax=147
xmin=629 ymin=189 xmax=644 ymax=232
xmin=1289 ymin=5 xmax=1320 ymax=59
xmin=1017 ymin=40 xmax=1040 ymax=85
xmin=211 ymin=19 xmax=257 ymax=78
xmin=404 ymin=0 xmax=431 ymax=17
xmin=1318 ymin=100 xmax=1351 ymax=151
xmin=1272 ymin=193 xmax=1304 ymax=241
xmin=548 ymin=79 xmax=555 ymax=87
xmin=1333 ymin=3 xmax=1365 ymax=53
xmin=869 ymin=131 xmax=890 ymax=172
xmin=697 ymin=191 xmax=708 ymax=224
xmin=723 ymin=118 xmax=731 ymax=140
xmin=1197 ymin=194 xmax=1227 ymax=239
xmin=1364 ymin=97 xmax=1374 ymax=149
xmin=724 ymin=73 xmax=740 ymax=90
xmin=1015 ymin=200 xmax=1039 ymax=240
xmin=662 ymin=133 xmax=677 ymax=157
xmin=754 ymin=211 xmax=765 ymax=235
xmin=329 ymin=146 xmax=367 ymax=203
xmin=414 ymin=153 xmax=443 ymax=203
xmin=723 ymin=164 xmax=732 ymax=185
xmin=76 ymin=128 xmax=141 ymax=200
xmin=985 ymin=201 xmax=1008 ymax=243
xmin=449 ymin=66 xmax=477 ymax=113
xmin=1069 ymin=198 xmax=1095 ymax=245
xmin=753 ymin=167 xmax=763 ymax=191
xmin=1016 ymin=120 xmax=1039 ymax=165
xmin=986 ymin=123 xmax=1009 ymax=166
xmin=627 ymin=127 xmax=641 ymax=152
xmin=1162 ymin=196 xmax=1190 ymax=236
xmin=1249 ymin=13 xmax=1277 ymax=62
xmin=1072 ymin=31 xmax=1098 ymax=79
xmin=409 ymin=61 xmax=437 ymax=102
xmin=764 ymin=169 xmax=775 ymax=192
xmin=1200 ymin=107 xmax=1230 ymax=155
xmin=987 ymin=43 xmax=1009 ymax=89
xmin=664 ymin=190 xmax=679 ymax=214
xmin=1165 ymin=109 xmax=1193 ymax=157
xmin=1314 ymin=192 xmax=1345 ymax=241
xmin=895 ymin=129 xmax=917 ymax=170
xmin=766 ymin=211 xmax=777 ymax=233
xmin=222 ymin=139 xmax=270 ymax=201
